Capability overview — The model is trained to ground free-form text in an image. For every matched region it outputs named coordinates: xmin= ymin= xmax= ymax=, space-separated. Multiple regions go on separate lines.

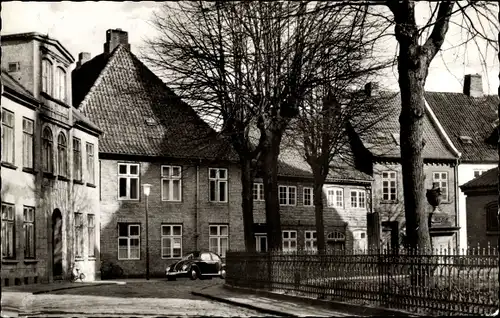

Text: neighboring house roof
xmin=460 ymin=167 xmax=498 ymax=190
xmin=425 ymin=92 xmax=498 ymax=163
xmin=277 ymin=145 xmax=372 ymax=184
xmin=356 ymin=92 xmax=457 ymax=161
xmin=1 ymin=70 xmax=38 ymax=104
xmin=72 ymin=44 xmax=235 ymax=161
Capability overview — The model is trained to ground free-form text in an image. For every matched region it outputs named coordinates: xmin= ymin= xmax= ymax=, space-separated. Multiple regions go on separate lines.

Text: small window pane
xmin=118 ymin=224 xmax=128 ymax=237
xmin=219 ymin=169 xmax=226 ymax=179
xmin=130 ymin=165 xmax=138 ymax=175
xmin=129 ymin=225 xmax=140 ymax=236
xmin=162 ymin=166 xmax=170 ymax=177
xmin=210 ymin=226 xmax=218 ymax=236
xmin=173 ymin=226 xmax=181 ymax=236
xmin=172 ymin=180 xmax=181 ymax=201
xmin=119 ymin=165 xmax=127 ymax=174
xmin=118 ymin=238 xmax=128 ymax=246
xmin=162 ymin=179 xmax=170 ymax=200
xmin=119 ymin=178 xmax=127 ymax=197
xmin=162 ymin=226 xmax=171 ymax=236
xmin=172 ymin=167 xmax=181 ymax=177
xmin=209 ymin=181 xmax=216 ymax=201
xmin=130 ymin=179 xmax=138 ymax=199
xmin=209 ymin=169 xmax=217 ymax=179
xmin=118 ymin=247 xmax=128 ymax=259
xmin=219 ymin=182 xmax=226 ymax=201
xmin=130 ymin=238 xmax=140 ymax=247
xmin=220 ymin=226 xmax=228 ymax=236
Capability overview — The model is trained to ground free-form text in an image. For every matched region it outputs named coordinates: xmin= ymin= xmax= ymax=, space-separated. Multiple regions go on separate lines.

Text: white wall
xmin=457 ymin=163 xmax=497 ymax=253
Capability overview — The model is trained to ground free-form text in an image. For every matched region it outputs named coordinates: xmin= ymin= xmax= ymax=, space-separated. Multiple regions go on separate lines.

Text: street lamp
xmin=143 ymin=184 xmax=151 ymax=280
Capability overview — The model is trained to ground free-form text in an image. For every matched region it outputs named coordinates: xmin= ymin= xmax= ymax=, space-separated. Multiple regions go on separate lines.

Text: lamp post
xmin=143 ymin=184 xmax=151 ymax=280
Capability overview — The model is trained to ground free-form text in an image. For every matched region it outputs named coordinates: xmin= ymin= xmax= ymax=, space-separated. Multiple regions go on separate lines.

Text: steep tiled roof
xmin=2 ymin=70 xmax=37 ymax=103
xmin=461 ymin=167 xmax=498 ymax=190
xmin=425 ymin=92 xmax=498 ymax=163
xmin=357 ymin=92 xmax=457 ymax=160
xmin=72 ymin=53 xmax=111 ymax=107
xmin=72 ymin=45 xmax=235 ymax=160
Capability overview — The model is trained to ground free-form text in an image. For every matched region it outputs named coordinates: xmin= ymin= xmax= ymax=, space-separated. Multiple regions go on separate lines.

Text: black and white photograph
xmin=1 ymin=1 xmax=499 ymax=317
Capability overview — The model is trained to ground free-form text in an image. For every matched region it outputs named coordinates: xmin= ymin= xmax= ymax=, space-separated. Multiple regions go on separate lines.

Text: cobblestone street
xmin=1 ymin=279 xmax=269 ymax=317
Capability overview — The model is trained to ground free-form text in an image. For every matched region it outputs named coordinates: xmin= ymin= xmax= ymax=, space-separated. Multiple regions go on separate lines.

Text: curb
xmin=32 ymin=282 xmax=118 ymax=295
xmin=191 ymin=290 xmax=290 ymax=317
xmin=223 ymin=284 xmax=422 ymax=317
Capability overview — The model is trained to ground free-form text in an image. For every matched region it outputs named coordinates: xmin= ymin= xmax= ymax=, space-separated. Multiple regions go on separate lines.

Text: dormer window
xmin=459 ymin=135 xmax=473 ymax=144
xmin=42 ymin=59 xmax=53 ymax=94
xmin=55 ymin=67 xmax=66 ymax=102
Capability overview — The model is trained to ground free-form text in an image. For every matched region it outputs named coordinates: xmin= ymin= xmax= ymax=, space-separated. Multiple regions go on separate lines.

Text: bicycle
xmin=70 ymin=264 xmax=86 ymax=282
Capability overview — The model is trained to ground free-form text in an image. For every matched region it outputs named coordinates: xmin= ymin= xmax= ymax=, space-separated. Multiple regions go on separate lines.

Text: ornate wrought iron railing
xmin=226 ymin=247 xmax=499 ymax=316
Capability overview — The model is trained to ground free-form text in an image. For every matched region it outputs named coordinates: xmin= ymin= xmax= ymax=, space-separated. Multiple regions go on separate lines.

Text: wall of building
xmin=465 ymin=193 xmax=498 ymax=250
xmin=1 ymin=40 xmax=36 ymax=95
xmin=99 ymin=159 xmax=243 ymax=277
xmin=252 ymin=179 xmax=369 ymax=251
xmin=372 ymin=161 xmax=458 ymax=249
xmin=457 ymin=163 xmax=497 ymax=252
xmin=1 ymin=95 xmax=44 ymax=286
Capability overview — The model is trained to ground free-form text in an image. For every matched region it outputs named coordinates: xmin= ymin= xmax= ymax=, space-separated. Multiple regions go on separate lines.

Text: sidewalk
xmin=193 ymin=284 xmax=417 ymax=317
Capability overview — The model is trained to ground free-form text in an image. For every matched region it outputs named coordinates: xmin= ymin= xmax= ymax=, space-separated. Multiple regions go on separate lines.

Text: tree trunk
xmin=261 ymin=132 xmax=283 ymax=251
xmin=240 ymin=158 xmax=256 ymax=252
xmin=397 ymin=50 xmax=432 ymax=253
xmin=313 ymin=176 xmax=326 ymax=254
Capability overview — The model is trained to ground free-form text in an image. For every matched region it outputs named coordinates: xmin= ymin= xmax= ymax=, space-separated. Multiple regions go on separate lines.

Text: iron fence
xmin=226 ymin=247 xmax=499 ymax=316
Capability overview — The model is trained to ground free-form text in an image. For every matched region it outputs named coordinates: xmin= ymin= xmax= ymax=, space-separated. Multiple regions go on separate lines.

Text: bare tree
xmin=143 ymin=1 xmax=366 ymax=251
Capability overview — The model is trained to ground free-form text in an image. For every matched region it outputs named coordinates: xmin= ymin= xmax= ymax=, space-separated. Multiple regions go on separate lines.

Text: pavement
xmin=0 ymin=279 xmax=265 ymax=317
xmin=193 ymin=284 xmax=419 ymax=317
xmin=0 ymin=278 xmax=414 ymax=317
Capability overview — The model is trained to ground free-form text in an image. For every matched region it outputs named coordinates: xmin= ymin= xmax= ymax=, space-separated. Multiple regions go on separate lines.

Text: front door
xmin=52 ymin=209 xmax=63 ymax=279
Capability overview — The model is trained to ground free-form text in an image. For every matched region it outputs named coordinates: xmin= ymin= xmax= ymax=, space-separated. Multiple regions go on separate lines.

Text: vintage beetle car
xmin=166 ymin=251 xmax=226 ymax=281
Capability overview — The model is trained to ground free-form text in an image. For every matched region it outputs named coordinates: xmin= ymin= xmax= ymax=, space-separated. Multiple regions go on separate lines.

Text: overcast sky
xmin=2 ymin=1 xmax=498 ymax=94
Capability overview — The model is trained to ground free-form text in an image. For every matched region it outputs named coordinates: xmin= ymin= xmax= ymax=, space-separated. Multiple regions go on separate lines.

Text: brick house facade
xmin=1 ymin=33 xmax=102 ymax=286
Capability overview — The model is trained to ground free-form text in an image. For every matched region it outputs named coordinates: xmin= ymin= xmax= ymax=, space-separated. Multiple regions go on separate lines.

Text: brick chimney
xmin=103 ymin=28 xmax=130 ymax=54
xmin=463 ymin=74 xmax=483 ymax=97
xmin=364 ymin=82 xmax=379 ymax=97
xmin=76 ymin=52 xmax=91 ymax=68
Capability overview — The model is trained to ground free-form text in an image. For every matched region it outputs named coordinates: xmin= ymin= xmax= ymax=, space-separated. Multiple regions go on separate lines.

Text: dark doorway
xmin=381 ymin=221 xmax=399 ymax=252
xmin=52 ymin=209 xmax=63 ymax=280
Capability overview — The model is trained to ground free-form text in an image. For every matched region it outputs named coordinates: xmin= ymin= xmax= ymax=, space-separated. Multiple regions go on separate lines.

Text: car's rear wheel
xmin=190 ymin=268 xmax=198 ymax=280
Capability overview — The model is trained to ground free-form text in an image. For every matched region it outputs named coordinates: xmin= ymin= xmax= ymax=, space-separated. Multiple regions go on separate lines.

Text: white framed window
xmin=88 ymin=214 xmax=95 ymax=258
xmin=54 ymin=67 xmax=66 ymax=102
xmin=23 ymin=206 xmax=35 ymax=259
xmin=433 ymin=172 xmax=449 ymax=201
xmin=209 ymin=168 xmax=228 ymax=202
xmin=2 ymin=109 xmax=14 ymax=164
xmin=303 ymin=187 xmax=313 ymax=206
xmin=74 ymin=212 xmax=84 ymax=258
xmin=282 ymin=230 xmax=297 ymax=253
xmin=305 ymin=230 xmax=317 ymax=252
xmin=209 ymin=225 xmax=228 ymax=257
xmin=279 ymin=186 xmax=296 ymax=206
xmin=326 ymin=187 xmax=343 ymax=208
xmin=86 ymin=143 xmax=95 ymax=184
xmin=255 ymin=233 xmax=267 ymax=252
xmin=350 ymin=190 xmax=366 ymax=209
xmin=22 ymin=118 xmax=34 ymax=169
xmin=57 ymin=132 xmax=68 ymax=177
xmin=161 ymin=224 xmax=182 ymax=258
xmin=42 ymin=127 xmax=54 ymax=173
xmin=253 ymin=183 xmax=264 ymax=201
xmin=42 ymin=59 xmax=53 ymax=94
xmin=1 ymin=203 xmax=15 ymax=259
xmin=118 ymin=223 xmax=140 ymax=260
xmin=118 ymin=163 xmax=139 ymax=200
xmin=382 ymin=171 xmax=397 ymax=201
xmin=161 ymin=166 xmax=182 ymax=201
xmin=73 ymin=138 xmax=82 ymax=181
